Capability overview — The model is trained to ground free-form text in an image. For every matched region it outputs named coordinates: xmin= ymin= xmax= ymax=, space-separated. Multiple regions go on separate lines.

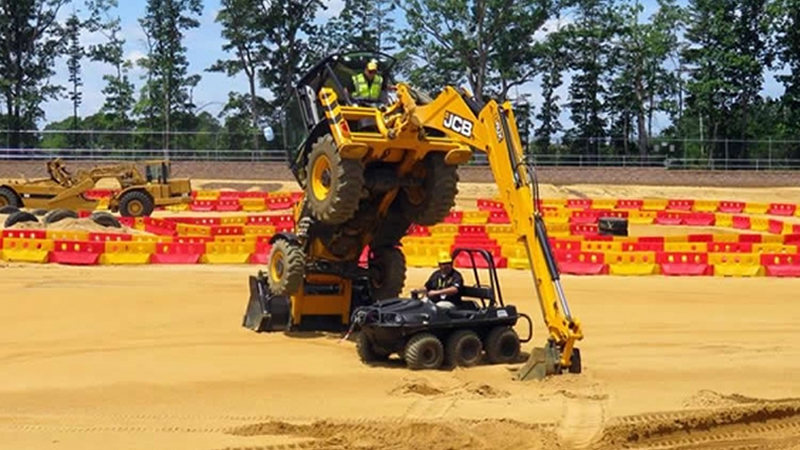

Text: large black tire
xmin=356 ymin=332 xmax=390 ymax=363
xmin=484 ymin=326 xmax=521 ymax=364
xmin=44 ymin=208 xmax=78 ymax=225
xmin=266 ymin=238 xmax=306 ymax=296
xmin=305 ymin=135 xmax=364 ymax=225
xmin=0 ymin=205 xmax=19 ymax=214
xmin=31 ymin=209 xmax=48 ymax=216
xmin=367 ymin=246 xmax=406 ymax=300
xmin=371 ymin=203 xmax=412 ymax=248
xmin=404 ymin=333 xmax=444 ymax=370
xmin=445 ymin=330 xmax=483 ymax=368
xmin=4 ymin=211 xmax=38 ymax=228
xmin=399 ymin=153 xmax=459 ymax=226
xmin=118 ymin=190 xmax=155 ymax=217
xmin=0 ymin=186 xmax=21 ymax=208
xmin=91 ymin=211 xmax=121 ymax=228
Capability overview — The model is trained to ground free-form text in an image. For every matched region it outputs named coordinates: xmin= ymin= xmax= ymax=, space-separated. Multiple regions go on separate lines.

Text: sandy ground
xmin=2 ymin=264 xmax=800 ymax=450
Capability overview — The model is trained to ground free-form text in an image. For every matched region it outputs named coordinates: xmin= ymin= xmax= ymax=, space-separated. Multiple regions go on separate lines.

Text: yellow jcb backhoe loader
xmin=243 ymin=51 xmax=583 ymax=379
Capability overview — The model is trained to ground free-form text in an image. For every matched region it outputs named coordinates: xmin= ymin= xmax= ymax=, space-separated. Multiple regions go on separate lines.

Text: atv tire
xmin=4 ymin=211 xmax=38 ymax=228
xmin=0 ymin=186 xmax=20 ymax=208
xmin=356 ymin=332 xmax=390 ymax=363
xmin=445 ymin=330 xmax=483 ymax=368
xmin=484 ymin=326 xmax=521 ymax=364
xmin=305 ymin=135 xmax=364 ymax=225
xmin=367 ymin=246 xmax=406 ymax=300
xmin=400 ymin=153 xmax=459 ymax=226
xmin=91 ymin=211 xmax=121 ymax=228
xmin=0 ymin=205 xmax=19 ymax=214
xmin=266 ymin=238 xmax=305 ymax=296
xmin=44 ymin=208 xmax=78 ymax=225
xmin=404 ymin=332 xmax=444 ymax=370
xmin=118 ymin=190 xmax=155 ymax=217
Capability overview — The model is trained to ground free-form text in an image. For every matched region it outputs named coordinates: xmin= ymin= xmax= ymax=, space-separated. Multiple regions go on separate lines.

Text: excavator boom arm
xmin=392 ymin=84 xmax=583 ymax=369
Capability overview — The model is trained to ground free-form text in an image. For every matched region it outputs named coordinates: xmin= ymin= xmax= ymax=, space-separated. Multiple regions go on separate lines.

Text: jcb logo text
xmin=443 ymin=112 xmax=473 ymax=138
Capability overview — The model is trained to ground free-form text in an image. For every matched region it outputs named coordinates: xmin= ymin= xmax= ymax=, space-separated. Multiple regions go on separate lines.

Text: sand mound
xmin=389 ymin=377 xmax=510 ymax=399
xmin=0 ymin=215 xmax=151 ymax=235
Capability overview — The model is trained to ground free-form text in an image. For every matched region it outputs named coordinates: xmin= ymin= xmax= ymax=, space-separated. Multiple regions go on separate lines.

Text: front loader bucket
xmin=242 ymin=274 xmax=291 ymax=332
xmin=513 ymin=345 xmax=560 ymax=381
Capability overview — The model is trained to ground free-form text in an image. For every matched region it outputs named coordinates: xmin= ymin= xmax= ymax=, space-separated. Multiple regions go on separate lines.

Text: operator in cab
xmin=348 ymin=58 xmax=385 ymax=104
xmin=411 ymin=252 xmax=464 ymax=309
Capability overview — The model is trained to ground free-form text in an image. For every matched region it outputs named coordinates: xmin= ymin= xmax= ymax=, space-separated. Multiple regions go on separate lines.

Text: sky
xmin=43 ymin=0 xmax=787 ymax=135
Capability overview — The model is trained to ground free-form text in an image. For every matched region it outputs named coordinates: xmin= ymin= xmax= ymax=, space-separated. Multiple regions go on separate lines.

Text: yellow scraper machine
xmin=242 ymin=51 xmax=583 ymax=379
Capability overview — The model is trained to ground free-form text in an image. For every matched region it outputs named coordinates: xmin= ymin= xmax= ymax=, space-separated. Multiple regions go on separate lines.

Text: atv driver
xmin=411 ymin=252 xmax=464 ymax=310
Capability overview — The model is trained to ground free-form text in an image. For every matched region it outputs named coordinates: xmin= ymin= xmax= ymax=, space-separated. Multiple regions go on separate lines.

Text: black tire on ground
xmin=4 ymin=211 xmax=39 ymax=228
xmin=367 ymin=246 xmax=407 ymax=300
xmin=266 ymin=238 xmax=306 ymax=296
xmin=356 ymin=332 xmax=390 ymax=363
xmin=371 ymin=203 xmax=413 ymax=248
xmin=568 ymin=348 xmax=582 ymax=374
xmin=91 ymin=211 xmax=121 ymax=228
xmin=484 ymin=326 xmax=521 ymax=364
xmin=31 ymin=209 xmax=48 ymax=216
xmin=404 ymin=332 xmax=444 ymax=370
xmin=44 ymin=208 xmax=78 ymax=225
xmin=305 ymin=134 xmax=364 ymax=225
xmin=0 ymin=205 xmax=19 ymax=214
xmin=399 ymin=153 xmax=459 ymax=226
xmin=0 ymin=186 xmax=21 ymax=209
xmin=118 ymin=190 xmax=155 ymax=217
xmin=445 ymin=329 xmax=484 ymax=368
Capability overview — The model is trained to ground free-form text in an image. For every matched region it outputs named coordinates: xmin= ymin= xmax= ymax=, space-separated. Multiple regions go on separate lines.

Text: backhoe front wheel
xmin=305 ymin=135 xmax=364 ymax=225
xmin=367 ymin=246 xmax=407 ymax=300
xmin=267 ymin=238 xmax=305 ymax=296
xmin=399 ymin=153 xmax=459 ymax=226
xmin=118 ymin=191 xmax=155 ymax=217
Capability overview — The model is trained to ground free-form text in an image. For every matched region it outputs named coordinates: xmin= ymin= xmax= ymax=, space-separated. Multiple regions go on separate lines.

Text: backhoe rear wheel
xmin=119 ymin=190 xmax=154 ymax=217
xmin=305 ymin=135 xmax=364 ymax=225
xmin=399 ymin=153 xmax=459 ymax=226
xmin=266 ymin=238 xmax=305 ymax=296
xmin=0 ymin=186 xmax=21 ymax=209
xmin=367 ymin=246 xmax=406 ymax=300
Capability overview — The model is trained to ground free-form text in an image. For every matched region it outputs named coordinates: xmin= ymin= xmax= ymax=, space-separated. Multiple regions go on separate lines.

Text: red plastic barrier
xmin=151 ymin=242 xmax=204 ymax=264
xmin=487 ymin=211 xmax=510 ymax=223
xmin=190 ymin=200 xmax=216 ymax=211
xmin=570 ymin=210 xmax=599 ymax=224
xmin=738 ymin=234 xmax=763 ymax=243
xmin=566 ymin=199 xmax=592 ymax=210
xmin=570 ymin=223 xmax=599 ymax=236
xmin=2 ymin=229 xmax=47 ymax=240
xmin=600 ymin=209 xmax=629 ymax=218
xmin=682 ymin=212 xmax=715 ymax=226
xmin=454 ymin=249 xmax=507 ymax=269
xmin=718 ymin=201 xmax=745 ymax=213
xmin=407 ymin=224 xmax=430 ymax=236
xmin=761 ymin=254 xmax=800 ymax=277
xmin=616 ymin=199 xmax=643 ymax=209
xmin=688 ymin=234 xmax=714 ymax=242
xmin=732 ymin=215 xmax=751 ymax=230
xmin=250 ymin=241 xmax=272 ymax=264
xmin=174 ymin=236 xmax=214 ymax=244
xmin=273 ymin=215 xmax=295 ymax=229
xmin=50 ymin=240 xmax=103 ymax=265
xmin=266 ymin=195 xmax=294 ymax=210
xmin=554 ymin=251 xmax=608 ymax=275
xmin=769 ymin=203 xmax=796 ymax=216
xmin=443 ymin=211 xmax=463 ymax=224
xmin=476 ymin=199 xmax=505 ymax=211
xmin=709 ymin=242 xmax=753 ymax=253
xmin=784 ymin=234 xmax=800 ymax=244
xmin=210 ymin=226 xmax=244 ymax=236
xmin=551 ymin=239 xmax=582 ymax=252
xmin=143 ymin=217 xmax=177 ymax=236
xmin=667 ymin=199 xmax=694 ymax=211
xmin=657 ymin=251 xmax=711 ymax=275
xmin=655 ymin=211 xmax=685 ymax=225
xmin=638 ymin=236 xmax=665 ymax=243
xmin=621 ymin=241 xmax=664 ymax=252
xmin=215 ymin=199 xmax=242 ymax=212
xmin=88 ymin=232 xmax=132 ymax=242
xmin=769 ymin=219 xmax=785 ymax=234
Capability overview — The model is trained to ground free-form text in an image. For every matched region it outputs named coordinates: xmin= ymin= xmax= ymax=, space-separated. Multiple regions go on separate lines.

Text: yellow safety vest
xmin=352 ymin=73 xmax=383 ymax=100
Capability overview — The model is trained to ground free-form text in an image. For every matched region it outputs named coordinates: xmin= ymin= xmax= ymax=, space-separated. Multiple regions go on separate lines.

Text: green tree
xmin=535 ymin=29 xmax=568 ymax=153
xmin=317 ymin=0 xmax=398 ymax=54
xmin=65 ymin=12 xmax=84 ymax=134
xmin=771 ymin=0 xmax=800 ymax=153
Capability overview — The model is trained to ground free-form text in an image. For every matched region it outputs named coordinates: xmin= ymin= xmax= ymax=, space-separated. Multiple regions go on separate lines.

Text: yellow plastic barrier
xmin=711 ymin=233 xmax=739 ymax=243
xmin=783 ymin=222 xmax=795 ymax=234
xmin=0 ymin=238 xmax=53 ymax=263
xmin=709 ymin=253 xmax=762 ymax=277
xmin=214 ymin=235 xmax=257 ymax=244
xmin=692 ymin=200 xmax=719 ymax=212
xmin=462 ymin=210 xmax=489 ymax=224
xmin=401 ymin=244 xmax=426 ymax=267
xmin=194 ymin=190 xmax=220 ymax=200
xmin=761 ymin=234 xmax=784 ymax=243
xmin=542 ymin=209 xmax=571 ymax=224
xmin=244 ymin=225 xmax=276 ymax=236
xmin=201 ymin=241 xmax=255 ymax=264
xmin=749 ymin=216 xmax=769 ymax=232
xmin=542 ymin=198 xmax=567 ymax=209
xmin=744 ymin=202 xmax=769 ymax=215
xmin=46 ymin=230 xmax=89 ymax=241
xmin=165 ymin=204 xmax=189 ymax=212
xmin=591 ymin=198 xmax=617 ymax=210
xmin=404 ymin=244 xmax=450 ymax=268
xmin=642 ymin=199 xmax=668 ymax=210
xmin=220 ymin=216 xmax=248 ymax=225
xmin=714 ymin=213 xmax=733 ymax=228
xmin=545 ymin=222 xmax=571 ymax=236
xmin=176 ymin=223 xmax=212 ymax=237
xmin=663 ymin=235 xmax=689 ymax=242
xmin=580 ymin=241 xmax=622 ymax=253
xmin=131 ymin=235 xmax=173 ymax=243
xmin=506 ymin=245 xmax=530 ymax=269
xmin=100 ymin=241 xmax=155 ymax=265
xmin=605 ymin=251 xmax=657 ymax=275
xmin=486 ymin=224 xmax=513 ymax=237
xmin=664 ymin=242 xmax=708 ymax=252
xmin=628 ymin=210 xmax=657 ymax=224
xmin=95 ymin=198 xmax=109 ymax=210
xmin=429 ymin=224 xmax=459 ymax=237
xmin=752 ymin=243 xmax=798 ymax=254
xmin=240 ymin=198 xmax=266 ymax=212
